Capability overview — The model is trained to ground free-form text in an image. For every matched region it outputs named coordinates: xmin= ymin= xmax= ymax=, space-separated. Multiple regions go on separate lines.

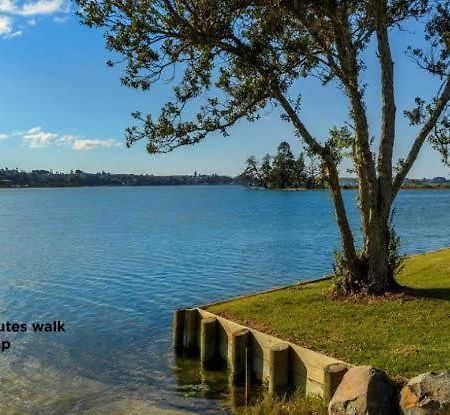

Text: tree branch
xmin=274 ymin=85 xmax=358 ymax=267
xmin=332 ymin=8 xmax=377 ymax=191
xmin=331 ymin=6 xmax=378 ymax=246
xmin=271 ymin=87 xmax=326 ymax=157
xmin=375 ymin=0 xmax=396 ymax=204
xmin=324 ymin=155 xmax=359 ymax=269
xmin=393 ymin=76 xmax=450 ymax=196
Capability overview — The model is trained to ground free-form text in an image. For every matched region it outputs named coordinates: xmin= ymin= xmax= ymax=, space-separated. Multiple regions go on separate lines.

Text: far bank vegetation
xmin=240 ymin=142 xmax=325 ymax=190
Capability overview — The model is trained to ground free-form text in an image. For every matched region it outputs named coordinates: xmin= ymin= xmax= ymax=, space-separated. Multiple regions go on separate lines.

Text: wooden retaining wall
xmin=173 ymin=307 xmax=350 ymax=403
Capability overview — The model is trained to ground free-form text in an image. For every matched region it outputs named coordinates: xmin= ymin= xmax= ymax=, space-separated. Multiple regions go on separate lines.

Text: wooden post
xmin=227 ymin=364 xmax=239 ymax=408
xmin=173 ymin=308 xmax=186 ymax=353
xmin=184 ymin=308 xmax=199 ymax=355
xmin=229 ymin=328 xmax=249 ymax=384
xmin=323 ymin=363 xmax=348 ymax=404
xmin=268 ymin=343 xmax=290 ymax=395
xmin=200 ymin=317 xmax=218 ymax=367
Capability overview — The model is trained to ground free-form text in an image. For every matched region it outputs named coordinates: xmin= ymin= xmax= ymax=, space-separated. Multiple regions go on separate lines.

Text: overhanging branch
xmin=393 ymin=76 xmax=450 ymax=196
xmin=272 ymin=87 xmax=326 ymax=157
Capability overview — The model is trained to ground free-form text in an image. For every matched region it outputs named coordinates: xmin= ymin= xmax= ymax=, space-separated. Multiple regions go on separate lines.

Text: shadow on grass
xmin=401 ymin=286 xmax=450 ymax=301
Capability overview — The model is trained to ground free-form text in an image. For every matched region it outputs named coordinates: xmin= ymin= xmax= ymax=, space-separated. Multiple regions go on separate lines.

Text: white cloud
xmin=0 ymin=0 xmax=68 ymax=38
xmin=0 ymin=0 xmax=66 ymax=15
xmin=0 ymin=15 xmax=11 ymax=34
xmin=21 ymin=127 xmax=120 ymax=151
xmin=0 ymin=133 xmax=8 ymax=140
xmin=0 ymin=14 xmax=21 ymax=37
xmin=23 ymin=126 xmax=58 ymax=147
xmin=72 ymin=139 xmax=119 ymax=151
xmin=0 ymin=0 xmax=15 ymax=13
xmin=53 ymin=14 xmax=67 ymax=23
xmin=20 ymin=0 xmax=63 ymax=16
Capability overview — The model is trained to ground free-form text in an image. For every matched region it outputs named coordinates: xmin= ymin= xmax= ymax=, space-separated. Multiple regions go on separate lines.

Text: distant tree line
xmin=2 ymin=167 xmax=446 ymax=190
xmin=239 ymin=142 xmax=325 ymax=189
xmin=0 ymin=168 xmax=235 ymax=188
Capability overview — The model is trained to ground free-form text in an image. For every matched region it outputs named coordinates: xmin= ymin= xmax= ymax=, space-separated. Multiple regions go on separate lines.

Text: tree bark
xmin=375 ymin=0 xmax=396 ymax=264
xmin=364 ymin=210 xmax=392 ymax=293
xmin=331 ymin=8 xmax=379 ymax=260
xmin=325 ymin=156 xmax=359 ymax=275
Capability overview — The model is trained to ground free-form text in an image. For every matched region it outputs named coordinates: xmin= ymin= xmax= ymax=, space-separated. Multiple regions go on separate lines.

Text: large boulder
xmin=400 ymin=371 xmax=450 ymax=414
xmin=328 ymin=365 xmax=398 ymax=415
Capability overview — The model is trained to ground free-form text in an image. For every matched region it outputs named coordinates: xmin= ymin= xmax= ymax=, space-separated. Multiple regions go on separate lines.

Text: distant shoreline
xmin=0 ymin=170 xmax=237 ymax=189
xmin=248 ymin=184 xmax=450 ymax=191
xmin=1 ymin=169 xmax=449 ymax=190
xmin=0 ymin=183 xmax=238 ymax=190
xmin=2 ymin=183 xmax=450 ymax=191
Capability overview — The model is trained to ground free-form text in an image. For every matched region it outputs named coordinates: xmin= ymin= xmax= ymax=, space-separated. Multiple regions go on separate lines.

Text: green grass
xmin=237 ymin=393 xmax=327 ymax=415
xmin=207 ymin=248 xmax=450 ymax=379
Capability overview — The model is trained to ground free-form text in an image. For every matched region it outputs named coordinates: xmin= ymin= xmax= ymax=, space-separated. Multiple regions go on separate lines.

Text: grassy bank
xmin=207 ymin=248 xmax=450 ymax=379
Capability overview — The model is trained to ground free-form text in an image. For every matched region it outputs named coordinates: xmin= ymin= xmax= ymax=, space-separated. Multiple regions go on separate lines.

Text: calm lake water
xmin=0 ymin=186 xmax=449 ymax=414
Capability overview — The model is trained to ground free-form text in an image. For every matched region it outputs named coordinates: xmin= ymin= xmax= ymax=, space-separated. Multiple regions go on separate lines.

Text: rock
xmin=400 ymin=371 xmax=450 ymax=414
xmin=328 ymin=365 xmax=398 ymax=415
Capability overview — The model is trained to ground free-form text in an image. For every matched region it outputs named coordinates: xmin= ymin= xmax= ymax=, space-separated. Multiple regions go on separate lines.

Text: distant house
xmin=31 ymin=170 xmax=51 ymax=175
xmin=431 ymin=176 xmax=448 ymax=183
xmin=339 ymin=177 xmax=358 ymax=187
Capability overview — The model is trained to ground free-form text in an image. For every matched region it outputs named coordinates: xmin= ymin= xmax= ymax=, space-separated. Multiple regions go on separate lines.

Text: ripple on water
xmin=0 ymin=186 xmax=449 ymax=413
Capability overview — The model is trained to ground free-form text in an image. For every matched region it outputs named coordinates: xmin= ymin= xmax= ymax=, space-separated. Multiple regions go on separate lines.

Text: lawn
xmin=207 ymin=248 xmax=450 ymax=379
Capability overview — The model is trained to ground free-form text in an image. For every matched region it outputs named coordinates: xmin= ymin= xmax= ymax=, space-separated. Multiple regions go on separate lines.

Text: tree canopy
xmin=240 ymin=142 xmax=323 ymax=189
xmin=76 ymin=0 xmax=450 ymax=294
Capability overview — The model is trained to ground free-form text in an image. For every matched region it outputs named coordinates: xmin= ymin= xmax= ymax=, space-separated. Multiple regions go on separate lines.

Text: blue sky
xmin=0 ymin=2 xmax=449 ymax=178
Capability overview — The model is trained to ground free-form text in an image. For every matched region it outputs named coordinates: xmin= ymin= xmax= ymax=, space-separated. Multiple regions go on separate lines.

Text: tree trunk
xmin=328 ymin=170 xmax=398 ymax=295
xmin=359 ymin=193 xmax=402 ymax=294
xmin=365 ymin=212 xmax=391 ymax=293
xmin=325 ymin=158 xmax=359 ymax=274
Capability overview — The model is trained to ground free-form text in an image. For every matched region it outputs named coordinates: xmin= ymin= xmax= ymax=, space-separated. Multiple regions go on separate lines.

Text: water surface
xmin=0 ymin=186 xmax=449 ymax=414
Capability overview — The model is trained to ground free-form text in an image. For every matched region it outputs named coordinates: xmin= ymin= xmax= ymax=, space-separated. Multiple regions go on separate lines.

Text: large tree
xmin=271 ymin=141 xmax=296 ymax=188
xmin=241 ymin=155 xmax=265 ymax=187
xmin=291 ymin=152 xmax=306 ymax=188
xmin=76 ymin=0 xmax=450 ymax=295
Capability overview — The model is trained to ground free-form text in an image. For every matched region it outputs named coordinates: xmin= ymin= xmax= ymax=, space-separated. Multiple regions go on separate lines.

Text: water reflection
xmin=0 ymin=355 xmax=222 ymax=415
xmin=172 ymin=355 xmax=265 ymax=414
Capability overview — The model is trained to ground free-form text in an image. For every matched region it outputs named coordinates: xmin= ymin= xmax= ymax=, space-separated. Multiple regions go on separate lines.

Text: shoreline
xmin=204 ymin=247 xmax=450 ymax=380
xmin=2 ymin=183 xmax=450 ymax=190
xmin=199 ymin=245 xmax=449 ymax=313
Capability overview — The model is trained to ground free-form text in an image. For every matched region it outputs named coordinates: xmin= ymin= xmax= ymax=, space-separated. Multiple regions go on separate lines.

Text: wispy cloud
xmin=0 ymin=14 xmax=21 ymax=37
xmin=0 ymin=133 xmax=9 ymax=140
xmin=0 ymin=15 xmax=11 ymax=34
xmin=53 ymin=14 xmax=66 ymax=23
xmin=0 ymin=0 xmax=69 ymax=38
xmin=20 ymin=0 xmax=64 ymax=16
xmin=23 ymin=126 xmax=58 ymax=147
xmin=72 ymin=139 xmax=118 ymax=151
xmin=0 ymin=0 xmax=16 ymax=13
xmin=20 ymin=127 xmax=121 ymax=151
xmin=0 ymin=0 xmax=67 ymax=15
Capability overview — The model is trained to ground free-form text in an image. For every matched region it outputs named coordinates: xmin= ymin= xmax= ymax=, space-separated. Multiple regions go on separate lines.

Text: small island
xmin=239 ymin=142 xmax=450 ymax=191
